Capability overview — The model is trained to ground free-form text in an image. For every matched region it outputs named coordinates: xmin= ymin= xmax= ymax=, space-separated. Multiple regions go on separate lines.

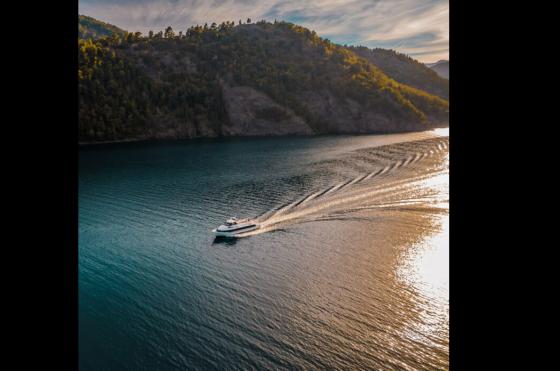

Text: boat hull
xmin=212 ymin=225 xmax=259 ymax=237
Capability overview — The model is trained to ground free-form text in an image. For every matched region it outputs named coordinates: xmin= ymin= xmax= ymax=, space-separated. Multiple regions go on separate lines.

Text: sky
xmin=79 ymin=0 xmax=448 ymax=63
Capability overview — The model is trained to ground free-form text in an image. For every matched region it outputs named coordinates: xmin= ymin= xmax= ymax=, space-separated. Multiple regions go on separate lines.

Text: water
xmin=79 ymin=130 xmax=449 ymax=370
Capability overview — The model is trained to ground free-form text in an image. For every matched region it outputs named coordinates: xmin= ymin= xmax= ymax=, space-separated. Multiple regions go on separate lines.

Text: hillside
xmin=348 ymin=47 xmax=448 ymax=99
xmin=78 ymin=17 xmax=449 ymax=143
xmin=426 ymin=60 xmax=449 ymax=79
xmin=79 ymin=15 xmax=125 ymax=39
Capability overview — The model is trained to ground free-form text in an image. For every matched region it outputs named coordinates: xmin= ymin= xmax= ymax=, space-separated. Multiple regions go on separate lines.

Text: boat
xmin=212 ymin=217 xmax=259 ymax=237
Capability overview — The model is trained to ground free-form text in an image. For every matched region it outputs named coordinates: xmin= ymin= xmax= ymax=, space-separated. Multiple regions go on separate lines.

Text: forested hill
xmin=79 ymin=15 xmax=125 ymax=39
xmin=347 ymin=47 xmax=448 ymax=99
xmin=78 ymin=16 xmax=449 ymax=143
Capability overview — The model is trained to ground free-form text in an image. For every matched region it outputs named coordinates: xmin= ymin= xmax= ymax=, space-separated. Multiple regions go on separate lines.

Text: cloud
xmin=79 ymin=0 xmax=448 ymax=63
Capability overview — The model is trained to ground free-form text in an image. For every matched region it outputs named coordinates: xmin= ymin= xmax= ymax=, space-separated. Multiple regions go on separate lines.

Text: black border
xmin=449 ymin=0 xmax=510 ymax=368
xmin=12 ymin=1 xmax=79 ymax=369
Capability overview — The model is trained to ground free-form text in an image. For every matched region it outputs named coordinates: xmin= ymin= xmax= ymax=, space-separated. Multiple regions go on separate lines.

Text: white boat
xmin=212 ymin=217 xmax=259 ymax=237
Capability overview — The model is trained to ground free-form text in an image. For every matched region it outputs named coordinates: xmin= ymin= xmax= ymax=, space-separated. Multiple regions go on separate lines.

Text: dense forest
xmin=78 ymin=16 xmax=449 ymax=143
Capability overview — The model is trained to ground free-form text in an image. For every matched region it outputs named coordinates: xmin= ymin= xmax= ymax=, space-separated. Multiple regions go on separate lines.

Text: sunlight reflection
xmin=397 ymin=214 xmax=449 ymax=348
xmin=432 ymin=127 xmax=449 ymax=137
xmin=396 ymin=154 xmax=449 ymax=347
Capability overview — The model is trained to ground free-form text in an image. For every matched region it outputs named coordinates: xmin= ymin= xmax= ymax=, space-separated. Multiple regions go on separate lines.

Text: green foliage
xmin=78 ymin=35 xmax=228 ymax=142
xmin=78 ymin=15 xmax=125 ymax=40
xmin=164 ymin=26 xmax=175 ymax=39
xmin=348 ymin=46 xmax=449 ymax=99
xmin=79 ymin=16 xmax=449 ymax=142
xmin=78 ymin=39 xmax=153 ymax=140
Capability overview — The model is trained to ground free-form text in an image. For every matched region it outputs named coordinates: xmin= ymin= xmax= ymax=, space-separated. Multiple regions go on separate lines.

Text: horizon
xmin=78 ymin=0 xmax=449 ymax=63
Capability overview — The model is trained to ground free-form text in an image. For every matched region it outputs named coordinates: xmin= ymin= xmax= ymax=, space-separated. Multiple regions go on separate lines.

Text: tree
xmin=111 ymin=33 xmax=121 ymax=45
xmin=148 ymin=30 xmax=154 ymax=39
xmin=164 ymin=26 xmax=175 ymax=38
xmin=247 ymin=18 xmax=251 ymax=24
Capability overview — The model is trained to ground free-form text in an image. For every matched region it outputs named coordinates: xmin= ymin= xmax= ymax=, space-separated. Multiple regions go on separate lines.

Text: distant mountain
xmin=347 ymin=47 xmax=448 ymax=99
xmin=426 ymin=60 xmax=449 ymax=79
xmin=79 ymin=15 xmax=125 ymax=39
xmin=425 ymin=60 xmax=446 ymax=68
xmin=78 ymin=16 xmax=449 ymax=143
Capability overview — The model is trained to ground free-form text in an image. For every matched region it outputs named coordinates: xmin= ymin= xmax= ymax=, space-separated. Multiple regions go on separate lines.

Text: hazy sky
xmin=79 ymin=0 xmax=448 ymax=63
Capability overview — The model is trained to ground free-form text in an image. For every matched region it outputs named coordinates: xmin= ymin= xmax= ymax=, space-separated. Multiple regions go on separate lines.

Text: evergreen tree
xmin=164 ymin=26 xmax=175 ymax=38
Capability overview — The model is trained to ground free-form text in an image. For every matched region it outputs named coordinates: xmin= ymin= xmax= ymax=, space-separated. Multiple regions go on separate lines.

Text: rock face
xmin=299 ymin=91 xmax=388 ymax=133
xmin=217 ymin=88 xmax=427 ymax=137
xmin=221 ymin=85 xmax=313 ymax=136
xmin=142 ymin=85 xmax=439 ymax=140
xmin=298 ymin=91 xmax=428 ymax=134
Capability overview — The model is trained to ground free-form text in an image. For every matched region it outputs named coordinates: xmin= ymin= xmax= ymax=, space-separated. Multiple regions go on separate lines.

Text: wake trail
xmin=244 ymin=136 xmax=448 ymax=237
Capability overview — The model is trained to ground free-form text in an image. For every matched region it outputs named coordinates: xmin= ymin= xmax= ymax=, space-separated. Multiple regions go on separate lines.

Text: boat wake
xmin=235 ymin=136 xmax=449 ymax=238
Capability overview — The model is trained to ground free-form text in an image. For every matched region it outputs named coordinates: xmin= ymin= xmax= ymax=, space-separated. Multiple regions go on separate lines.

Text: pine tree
xmin=164 ymin=26 xmax=175 ymax=38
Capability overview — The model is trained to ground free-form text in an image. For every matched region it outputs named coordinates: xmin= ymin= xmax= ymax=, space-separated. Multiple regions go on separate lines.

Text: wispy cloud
xmin=79 ymin=0 xmax=448 ymax=63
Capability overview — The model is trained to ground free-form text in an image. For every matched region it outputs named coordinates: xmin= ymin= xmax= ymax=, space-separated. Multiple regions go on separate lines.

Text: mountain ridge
xmin=78 ymin=15 xmax=126 ymax=39
xmin=426 ymin=60 xmax=449 ymax=79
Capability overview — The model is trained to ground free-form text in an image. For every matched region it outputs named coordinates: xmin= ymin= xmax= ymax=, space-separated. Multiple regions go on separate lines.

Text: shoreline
xmin=79 ymin=137 xmax=149 ymax=146
xmin=79 ymin=124 xmax=449 ymax=147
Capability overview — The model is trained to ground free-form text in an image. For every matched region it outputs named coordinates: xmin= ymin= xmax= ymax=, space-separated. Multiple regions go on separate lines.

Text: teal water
xmin=79 ymin=131 xmax=449 ymax=370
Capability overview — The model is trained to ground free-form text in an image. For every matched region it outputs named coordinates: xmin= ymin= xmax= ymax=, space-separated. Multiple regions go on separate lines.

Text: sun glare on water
xmin=432 ymin=127 xmax=449 ymax=137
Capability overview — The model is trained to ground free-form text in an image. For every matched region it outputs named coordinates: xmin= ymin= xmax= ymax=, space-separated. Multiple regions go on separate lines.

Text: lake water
xmin=79 ymin=129 xmax=449 ymax=370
